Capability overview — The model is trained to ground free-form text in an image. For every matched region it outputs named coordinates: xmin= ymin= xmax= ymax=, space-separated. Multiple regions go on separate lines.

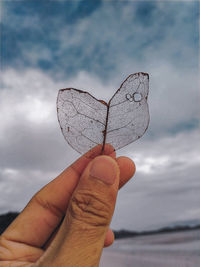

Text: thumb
xmin=41 ymin=155 xmax=120 ymax=267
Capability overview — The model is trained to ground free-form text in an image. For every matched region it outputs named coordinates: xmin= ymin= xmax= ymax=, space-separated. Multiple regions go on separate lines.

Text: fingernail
xmin=90 ymin=156 xmax=117 ymax=185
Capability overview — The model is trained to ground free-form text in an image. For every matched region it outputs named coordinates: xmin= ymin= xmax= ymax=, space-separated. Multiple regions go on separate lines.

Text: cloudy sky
xmin=0 ymin=0 xmax=199 ymax=231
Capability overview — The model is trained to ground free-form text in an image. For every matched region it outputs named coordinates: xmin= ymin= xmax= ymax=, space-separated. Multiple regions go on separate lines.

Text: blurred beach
xmin=100 ymin=229 xmax=200 ymax=267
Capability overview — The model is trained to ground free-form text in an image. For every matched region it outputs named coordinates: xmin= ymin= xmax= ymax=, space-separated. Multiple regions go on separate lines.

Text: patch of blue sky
xmin=3 ymin=0 xmax=101 ymax=22
xmin=1 ymin=0 xmax=199 ymax=79
xmin=168 ymin=118 xmax=200 ymax=135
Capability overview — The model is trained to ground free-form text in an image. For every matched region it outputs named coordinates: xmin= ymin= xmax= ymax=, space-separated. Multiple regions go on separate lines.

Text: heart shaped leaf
xmin=57 ymin=72 xmax=150 ymax=154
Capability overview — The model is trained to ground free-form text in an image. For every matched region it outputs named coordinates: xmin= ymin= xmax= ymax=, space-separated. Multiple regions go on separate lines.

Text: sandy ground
xmin=100 ymin=229 xmax=200 ymax=267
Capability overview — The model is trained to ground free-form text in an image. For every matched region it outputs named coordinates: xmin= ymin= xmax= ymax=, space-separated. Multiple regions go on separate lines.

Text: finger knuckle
xmin=69 ymin=190 xmax=111 ymax=227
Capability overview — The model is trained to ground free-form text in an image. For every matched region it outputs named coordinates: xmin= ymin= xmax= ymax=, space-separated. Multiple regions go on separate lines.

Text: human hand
xmin=0 ymin=144 xmax=135 ymax=267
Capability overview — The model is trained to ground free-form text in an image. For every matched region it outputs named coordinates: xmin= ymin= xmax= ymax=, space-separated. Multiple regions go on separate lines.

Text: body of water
xmin=100 ymin=229 xmax=200 ymax=267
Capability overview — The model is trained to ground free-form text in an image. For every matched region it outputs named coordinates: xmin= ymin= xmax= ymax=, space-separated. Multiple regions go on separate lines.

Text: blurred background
xmin=0 ymin=0 xmax=199 ymax=232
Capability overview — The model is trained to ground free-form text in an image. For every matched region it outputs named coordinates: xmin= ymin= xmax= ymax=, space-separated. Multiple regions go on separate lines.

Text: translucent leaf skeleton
xmin=57 ymin=72 xmax=150 ymax=154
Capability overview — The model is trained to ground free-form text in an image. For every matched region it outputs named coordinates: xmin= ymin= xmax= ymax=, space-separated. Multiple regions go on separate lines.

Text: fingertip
xmin=84 ymin=144 xmax=116 ymax=160
xmin=104 ymin=228 xmax=115 ymax=247
xmin=116 ymin=156 xmax=136 ymax=188
xmin=117 ymin=156 xmax=136 ymax=176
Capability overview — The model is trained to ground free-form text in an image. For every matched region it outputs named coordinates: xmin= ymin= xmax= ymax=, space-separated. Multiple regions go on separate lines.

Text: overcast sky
xmin=0 ymin=0 xmax=199 ymax=231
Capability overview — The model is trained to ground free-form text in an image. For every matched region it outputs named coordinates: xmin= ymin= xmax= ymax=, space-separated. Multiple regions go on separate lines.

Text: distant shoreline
xmin=1 ymin=212 xmax=200 ymax=239
xmin=114 ymin=224 xmax=200 ymax=239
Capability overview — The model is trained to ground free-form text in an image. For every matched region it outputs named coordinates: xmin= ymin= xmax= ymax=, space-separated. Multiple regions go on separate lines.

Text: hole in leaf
xmin=133 ymin=92 xmax=142 ymax=102
xmin=126 ymin=93 xmax=134 ymax=102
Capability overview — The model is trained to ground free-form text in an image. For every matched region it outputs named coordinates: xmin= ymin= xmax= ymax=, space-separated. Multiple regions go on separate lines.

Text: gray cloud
xmin=112 ymin=129 xmax=200 ymax=230
xmin=112 ymin=160 xmax=200 ymax=231
xmin=0 ymin=67 xmax=199 ymax=231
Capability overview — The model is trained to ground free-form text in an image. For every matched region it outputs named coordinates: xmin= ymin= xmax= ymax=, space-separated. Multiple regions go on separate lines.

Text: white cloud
xmin=128 ymin=129 xmax=200 ymax=175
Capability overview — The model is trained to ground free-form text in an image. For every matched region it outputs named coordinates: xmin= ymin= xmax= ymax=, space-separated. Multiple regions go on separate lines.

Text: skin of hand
xmin=0 ymin=144 xmax=135 ymax=267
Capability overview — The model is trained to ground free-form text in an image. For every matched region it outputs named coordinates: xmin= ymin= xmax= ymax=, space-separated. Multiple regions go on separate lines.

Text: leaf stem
xmin=101 ymin=103 xmax=110 ymax=154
